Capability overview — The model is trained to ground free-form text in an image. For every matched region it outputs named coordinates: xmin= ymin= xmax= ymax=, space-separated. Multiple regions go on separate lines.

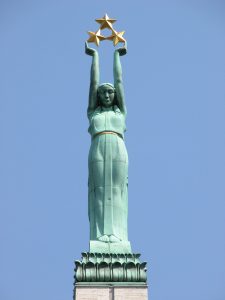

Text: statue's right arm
xmin=85 ymin=42 xmax=99 ymax=115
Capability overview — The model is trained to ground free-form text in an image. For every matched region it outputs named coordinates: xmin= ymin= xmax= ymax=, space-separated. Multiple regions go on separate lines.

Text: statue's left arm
xmin=113 ymin=43 xmax=127 ymax=115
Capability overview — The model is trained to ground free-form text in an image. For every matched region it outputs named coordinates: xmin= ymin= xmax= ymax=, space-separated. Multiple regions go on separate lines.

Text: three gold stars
xmin=86 ymin=14 xmax=126 ymax=47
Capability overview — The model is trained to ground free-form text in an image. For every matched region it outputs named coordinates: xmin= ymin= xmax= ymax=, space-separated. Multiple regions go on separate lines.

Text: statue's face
xmin=98 ymin=85 xmax=115 ymax=108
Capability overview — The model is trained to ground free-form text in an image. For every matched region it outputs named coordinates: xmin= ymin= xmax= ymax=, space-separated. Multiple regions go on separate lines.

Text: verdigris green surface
xmin=75 ymin=253 xmax=147 ymax=283
xmin=85 ymin=42 xmax=131 ymax=253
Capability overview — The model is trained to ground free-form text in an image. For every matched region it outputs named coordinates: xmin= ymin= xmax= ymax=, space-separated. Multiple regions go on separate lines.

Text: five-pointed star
xmin=95 ymin=13 xmax=116 ymax=30
xmin=87 ymin=29 xmax=105 ymax=46
xmin=106 ymin=29 xmax=126 ymax=46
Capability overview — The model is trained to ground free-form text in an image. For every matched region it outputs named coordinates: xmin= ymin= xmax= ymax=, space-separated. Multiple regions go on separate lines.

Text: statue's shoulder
xmin=87 ymin=106 xmax=101 ymax=120
xmin=114 ymin=105 xmax=121 ymax=113
xmin=114 ymin=105 xmax=126 ymax=118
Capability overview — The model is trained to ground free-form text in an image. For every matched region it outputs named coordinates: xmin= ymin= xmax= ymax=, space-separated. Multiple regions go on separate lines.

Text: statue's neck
xmin=101 ymin=106 xmax=113 ymax=112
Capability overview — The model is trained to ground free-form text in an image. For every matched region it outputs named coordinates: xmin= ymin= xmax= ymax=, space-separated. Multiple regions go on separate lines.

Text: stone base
xmin=74 ymin=283 xmax=148 ymax=300
xmin=90 ymin=240 xmax=132 ymax=254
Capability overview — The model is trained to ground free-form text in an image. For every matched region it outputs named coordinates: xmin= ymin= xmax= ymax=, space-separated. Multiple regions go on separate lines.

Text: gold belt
xmin=94 ymin=131 xmax=122 ymax=138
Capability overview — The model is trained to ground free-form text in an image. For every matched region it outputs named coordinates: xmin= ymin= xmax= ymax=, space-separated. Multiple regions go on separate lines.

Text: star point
xmin=106 ymin=29 xmax=126 ymax=46
xmin=87 ymin=29 xmax=105 ymax=46
xmin=95 ymin=13 xmax=116 ymax=30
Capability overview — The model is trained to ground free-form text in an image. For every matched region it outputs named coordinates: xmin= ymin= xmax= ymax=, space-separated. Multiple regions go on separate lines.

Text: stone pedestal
xmin=74 ymin=252 xmax=148 ymax=299
xmin=74 ymin=283 xmax=148 ymax=300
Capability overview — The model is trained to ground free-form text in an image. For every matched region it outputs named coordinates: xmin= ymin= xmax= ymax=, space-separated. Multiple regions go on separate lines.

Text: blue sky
xmin=1 ymin=0 xmax=225 ymax=299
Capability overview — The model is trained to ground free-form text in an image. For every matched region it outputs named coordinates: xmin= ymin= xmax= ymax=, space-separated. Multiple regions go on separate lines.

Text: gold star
xmin=87 ymin=29 xmax=105 ymax=46
xmin=95 ymin=13 xmax=116 ymax=30
xmin=106 ymin=29 xmax=126 ymax=46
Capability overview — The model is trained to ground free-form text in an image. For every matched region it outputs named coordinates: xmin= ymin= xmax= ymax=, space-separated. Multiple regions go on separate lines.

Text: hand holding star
xmin=115 ymin=41 xmax=127 ymax=56
xmin=85 ymin=41 xmax=97 ymax=56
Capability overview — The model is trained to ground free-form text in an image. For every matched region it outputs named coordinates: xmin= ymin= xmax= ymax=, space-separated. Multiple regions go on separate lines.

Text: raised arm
xmin=113 ymin=43 xmax=127 ymax=115
xmin=85 ymin=42 xmax=99 ymax=115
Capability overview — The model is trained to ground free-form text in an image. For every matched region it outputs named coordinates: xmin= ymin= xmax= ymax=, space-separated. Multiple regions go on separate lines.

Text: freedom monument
xmin=74 ymin=14 xmax=148 ymax=299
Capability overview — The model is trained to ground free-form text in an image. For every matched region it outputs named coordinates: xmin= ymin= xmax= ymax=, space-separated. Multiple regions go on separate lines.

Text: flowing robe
xmin=88 ymin=105 xmax=128 ymax=241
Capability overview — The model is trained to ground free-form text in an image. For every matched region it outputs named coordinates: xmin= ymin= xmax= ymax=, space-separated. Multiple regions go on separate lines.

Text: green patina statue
xmin=74 ymin=15 xmax=147 ymax=286
xmin=85 ymin=41 xmax=131 ymax=254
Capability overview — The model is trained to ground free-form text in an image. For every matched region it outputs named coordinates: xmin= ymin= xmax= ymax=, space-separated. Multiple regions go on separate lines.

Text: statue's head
xmin=97 ymin=83 xmax=117 ymax=108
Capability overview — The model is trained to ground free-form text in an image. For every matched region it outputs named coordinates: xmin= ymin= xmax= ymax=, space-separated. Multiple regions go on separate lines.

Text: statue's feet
xmin=98 ymin=235 xmax=110 ymax=243
xmin=109 ymin=235 xmax=121 ymax=243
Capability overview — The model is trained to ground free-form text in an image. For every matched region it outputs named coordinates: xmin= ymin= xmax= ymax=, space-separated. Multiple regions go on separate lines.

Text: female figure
xmin=85 ymin=42 xmax=128 ymax=245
